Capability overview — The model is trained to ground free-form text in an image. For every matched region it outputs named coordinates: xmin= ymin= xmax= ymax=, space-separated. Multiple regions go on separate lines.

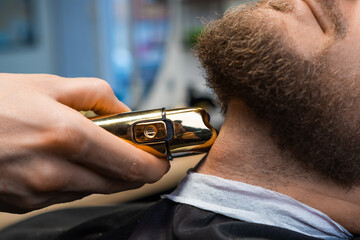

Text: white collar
xmin=164 ymin=172 xmax=352 ymax=240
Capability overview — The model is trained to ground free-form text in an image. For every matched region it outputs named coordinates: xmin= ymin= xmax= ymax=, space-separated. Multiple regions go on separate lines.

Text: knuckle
xmin=92 ymin=78 xmax=113 ymax=93
xmin=121 ymin=158 xmax=145 ymax=183
xmin=26 ymin=164 xmax=65 ymax=192
xmin=36 ymin=74 xmax=61 ymax=83
xmin=43 ymin=121 xmax=86 ymax=155
xmin=45 ymin=123 xmax=71 ymax=148
xmin=117 ymin=154 xmax=167 ymax=184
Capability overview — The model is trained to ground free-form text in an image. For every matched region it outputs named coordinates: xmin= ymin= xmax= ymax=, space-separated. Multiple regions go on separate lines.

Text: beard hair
xmin=195 ymin=4 xmax=360 ymax=186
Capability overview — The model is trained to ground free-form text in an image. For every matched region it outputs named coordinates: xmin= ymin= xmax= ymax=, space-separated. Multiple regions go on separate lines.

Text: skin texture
xmin=196 ymin=0 xmax=360 ymax=234
xmin=0 ymin=73 xmax=170 ymax=213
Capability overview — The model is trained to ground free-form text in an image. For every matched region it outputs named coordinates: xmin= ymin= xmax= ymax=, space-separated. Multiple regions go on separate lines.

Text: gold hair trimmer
xmin=92 ymin=108 xmax=217 ymax=160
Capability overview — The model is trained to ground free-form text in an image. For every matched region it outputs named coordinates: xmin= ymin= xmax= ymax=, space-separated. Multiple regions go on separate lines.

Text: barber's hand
xmin=0 ymin=73 xmax=170 ymax=213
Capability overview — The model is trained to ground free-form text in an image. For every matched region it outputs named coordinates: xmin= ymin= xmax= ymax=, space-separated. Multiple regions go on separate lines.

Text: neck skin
xmin=198 ymin=100 xmax=360 ymax=234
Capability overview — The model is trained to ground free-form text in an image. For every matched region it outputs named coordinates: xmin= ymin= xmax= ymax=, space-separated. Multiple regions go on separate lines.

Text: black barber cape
xmin=1 ymin=199 xmax=358 ymax=240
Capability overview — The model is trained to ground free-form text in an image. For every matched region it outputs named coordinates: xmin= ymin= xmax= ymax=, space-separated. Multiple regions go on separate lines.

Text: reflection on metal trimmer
xmin=91 ymin=108 xmax=217 ymax=160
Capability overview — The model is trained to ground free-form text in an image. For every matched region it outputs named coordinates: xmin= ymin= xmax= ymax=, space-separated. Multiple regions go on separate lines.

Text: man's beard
xmin=195 ymin=4 xmax=360 ymax=186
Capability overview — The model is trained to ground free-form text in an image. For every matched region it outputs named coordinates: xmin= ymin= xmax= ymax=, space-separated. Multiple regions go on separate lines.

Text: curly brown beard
xmin=195 ymin=3 xmax=360 ymax=186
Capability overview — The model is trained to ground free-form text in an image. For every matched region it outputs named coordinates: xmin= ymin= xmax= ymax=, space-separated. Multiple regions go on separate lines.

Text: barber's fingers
xmin=42 ymin=101 xmax=170 ymax=185
xmin=48 ymin=76 xmax=130 ymax=115
xmin=3 ymin=74 xmax=129 ymax=114
xmin=32 ymin=75 xmax=171 ymax=185
xmin=8 ymin=73 xmax=130 ymax=115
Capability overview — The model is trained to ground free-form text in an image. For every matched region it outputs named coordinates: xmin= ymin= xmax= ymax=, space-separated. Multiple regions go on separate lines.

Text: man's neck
xmin=198 ymin=100 xmax=360 ymax=234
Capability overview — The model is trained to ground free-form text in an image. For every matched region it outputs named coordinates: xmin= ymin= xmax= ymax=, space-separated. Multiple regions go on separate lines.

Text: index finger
xmin=54 ymin=77 xmax=130 ymax=115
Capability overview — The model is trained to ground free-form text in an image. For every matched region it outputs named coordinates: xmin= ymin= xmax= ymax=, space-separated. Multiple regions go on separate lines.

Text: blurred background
xmin=0 ymin=0 xmax=256 ymax=129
